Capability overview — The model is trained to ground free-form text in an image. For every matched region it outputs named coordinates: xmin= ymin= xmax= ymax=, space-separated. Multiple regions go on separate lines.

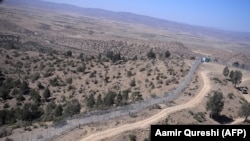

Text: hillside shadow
xmin=213 ymin=115 xmax=234 ymax=124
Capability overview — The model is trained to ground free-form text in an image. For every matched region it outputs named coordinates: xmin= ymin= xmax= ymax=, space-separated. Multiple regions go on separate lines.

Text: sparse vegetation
xmin=238 ymin=102 xmax=250 ymax=122
xmin=0 ymin=3 xmax=213 ymax=139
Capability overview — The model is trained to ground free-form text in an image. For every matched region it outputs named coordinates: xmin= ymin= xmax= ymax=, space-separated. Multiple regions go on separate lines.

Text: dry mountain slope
xmin=4 ymin=0 xmax=250 ymax=43
xmin=3 ymin=0 xmax=250 ymax=65
xmin=79 ymin=70 xmax=210 ymax=141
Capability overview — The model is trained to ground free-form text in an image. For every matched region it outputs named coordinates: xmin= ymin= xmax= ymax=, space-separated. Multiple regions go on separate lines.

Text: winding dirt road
xmin=79 ymin=71 xmax=210 ymax=141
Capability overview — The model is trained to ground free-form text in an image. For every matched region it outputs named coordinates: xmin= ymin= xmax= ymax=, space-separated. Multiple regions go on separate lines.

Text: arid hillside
xmin=1 ymin=0 xmax=250 ymax=68
xmin=0 ymin=3 xmax=197 ymax=139
xmin=0 ymin=1 xmax=250 ymax=141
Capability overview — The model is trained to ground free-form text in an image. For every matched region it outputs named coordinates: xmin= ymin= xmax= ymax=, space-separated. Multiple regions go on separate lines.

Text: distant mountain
xmin=3 ymin=0 xmax=250 ymax=43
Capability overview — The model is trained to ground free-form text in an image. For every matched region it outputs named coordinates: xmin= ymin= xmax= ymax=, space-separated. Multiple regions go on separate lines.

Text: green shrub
xmin=49 ymin=77 xmax=59 ymax=86
xmin=140 ymin=68 xmax=146 ymax=72
xmin=66 ymin=78 xmax=73 ymax=84
xmin=127 ymin=71 xmax=133 ymax=77
xmin=131 ymin=91 xmax=143 ymax=102
xmin=130 ymin=79 xmax=136 ymax=87
xmin=227 ymin=93 xmax=235 ymax=99
xmin=129 ymin=134 xmax=137 ymax=141
xmin=32 ymin=73 xmax=40 ymax=81
xmin=193 ymin=112 xmax=206 ymax=122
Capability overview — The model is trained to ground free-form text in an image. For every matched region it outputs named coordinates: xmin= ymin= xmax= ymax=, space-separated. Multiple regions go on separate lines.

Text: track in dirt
xmin=79 ymin=71 xmax=210 ymax=141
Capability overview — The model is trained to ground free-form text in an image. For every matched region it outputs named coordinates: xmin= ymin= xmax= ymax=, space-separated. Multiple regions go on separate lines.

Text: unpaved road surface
xmin=79 ymin=71 xmax=210 ymax=141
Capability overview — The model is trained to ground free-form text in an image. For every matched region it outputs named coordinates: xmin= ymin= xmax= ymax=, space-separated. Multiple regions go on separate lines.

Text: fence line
xmin=8 ymin=60 xmax=201 ymax=141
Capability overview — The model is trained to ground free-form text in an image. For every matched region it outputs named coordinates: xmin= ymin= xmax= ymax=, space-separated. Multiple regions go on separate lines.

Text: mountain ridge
xmin=3 ymin=0 xmax=250 ymax=43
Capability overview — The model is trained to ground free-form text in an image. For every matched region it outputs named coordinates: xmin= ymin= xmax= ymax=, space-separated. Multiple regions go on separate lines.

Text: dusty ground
xmin=55 ymin=62 xmax=250 ymax=141
xmin=0 ymin=47 xmax=189 ymax=110
xmin=1 ymin=3 xmax=250 ymax=141
xmin=107 ymin=62 xmax=250 ymax=141
xmin=78 ymin=65 xmax=210 ymax=141
xmin=0 ymin=46 xmax=191 ymax=141
xmin=50 ymin=62 xmax=205 ymax=141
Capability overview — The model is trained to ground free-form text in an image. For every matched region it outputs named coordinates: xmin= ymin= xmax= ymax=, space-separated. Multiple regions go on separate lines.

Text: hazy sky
xmin=44 ymin=0 xmax=250 ymax=32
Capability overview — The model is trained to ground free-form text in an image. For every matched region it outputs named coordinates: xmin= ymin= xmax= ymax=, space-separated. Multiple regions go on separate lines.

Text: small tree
xmin=0 ymin=86 xmax=11 ymax=100
xmin=65 ymin=50 xmax=72 ymax=57
xmin=106 ymin=51 xmax=114 ymax=60
xmin=16 ymin=94 xmax=25 ymax=102
xmin=37 ymin=82 xmax=45 ymax=89
xmin=86 ymin=94 xmax=95 ymax=109
xmin=104 ymin=90 xmax=116 ymax=107
xmin=231 ymin=70 xmax=242 ymax=87
xmin=30 ymin=89 xmax=41 ymax=104
xmin=131 ymin=91 xmax=143 ymax=102
xmin=147 ymin=49 xmax=156 ymax=59
xmin=223 ymin=66 xmax=229 ymax=77
xmin=96 ymin=94 xmax=103 ymax=108
xmin=45 ymin=102 xmax=56 ymax=121
xmin=112 ymin=52 xmax=121 ymax=63
xmin=77 ymin=63 xmax=86 ymax=72
xmin=127 ymin=71 xmax=133 ymax=77
xmin=122 ymin=89 xmax=130 ymax=104
xmin=71 ymin=99 xmax=81 ymax=115
xmin=16 ymin=61 xmax=23 ymax=78
xmin=206 ymin=91 xmax=224 ymax=118
xmin=79 ymin=52 xmax=84 ymax=60
xmin=63 ymin=99 xmax=81 ymax=117
xmin=129 ymin=134 xmax=137 ymax=141
xmin=130 ymin=79 xmax=136 ymax=87
xmin=233 ymin=62 xmax=240 ymax=67
xmin=97 ymin=53 xmax=102 ymax=62
xmin=43 ymin=87 xmax=51 ymax=102
xmin=238 ymin=102 xmax=250 ymax=122
xmin=229 ymin=70 xmax=234 ymax=80
xmin=165 ymin=50 xmax=170 ymax=58
xmin=20 ymin=80 xmax=30 ymax=95
xmin=0 ymin=70 xmax=5 ymax=87
xmin=21 ymin=103 xmax=43 ymax=121
xmin=54 ymin=104 xmax=63 ymax=117
xmin=116 ymin=93 xmax=122 ymax=106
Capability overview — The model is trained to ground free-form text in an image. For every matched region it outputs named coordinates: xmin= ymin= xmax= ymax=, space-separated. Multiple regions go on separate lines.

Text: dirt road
xmin=79 ymin=71 xmax=210 ymax=141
